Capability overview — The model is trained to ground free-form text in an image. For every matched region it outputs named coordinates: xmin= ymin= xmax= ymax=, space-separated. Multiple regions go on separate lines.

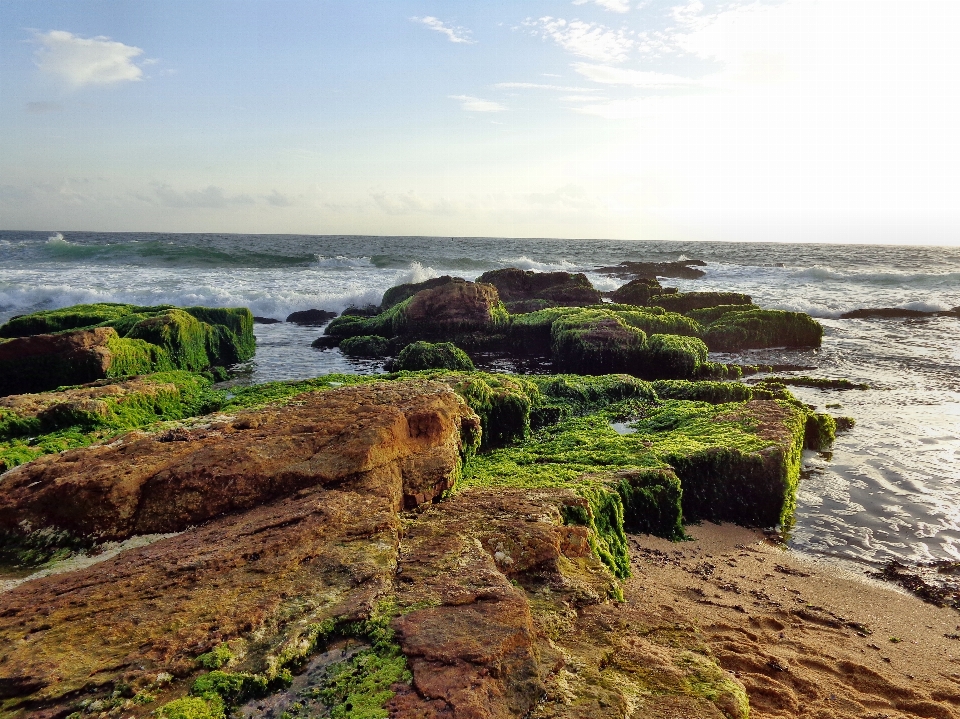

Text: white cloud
xmin=448 ymin=95 xmax=506 ymax=112
xmin=34 ymin=30 xmax=145 ymax=87
xmin=494 ymin=82 xmax=600 ymax=92
xmin=573 ymin=63 xmax=700 ymax=88
xmin=528 ymin=17 xmax=634 ymax=62
xmin=573 ymin=0 xmax=631 ymax=13
xmin=410 ymin=16 xmax=476 ymax=44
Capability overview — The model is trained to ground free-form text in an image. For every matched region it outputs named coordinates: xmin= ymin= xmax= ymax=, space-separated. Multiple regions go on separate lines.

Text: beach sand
xmin=626 ymin=524 xmax=960 ymax=719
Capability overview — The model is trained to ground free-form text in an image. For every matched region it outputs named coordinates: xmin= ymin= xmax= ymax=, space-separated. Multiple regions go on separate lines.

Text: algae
xmin=390 ymin=341 xmax=474 ymax=372
xmin=704 ymin=309 xmax=823 ymax=351
xmin=338 ymin=335 xmax=391 ymax=358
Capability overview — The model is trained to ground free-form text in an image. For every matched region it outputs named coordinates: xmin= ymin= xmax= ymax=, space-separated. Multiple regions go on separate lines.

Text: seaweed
xmin=339 ymin=335 xmax=391 ymax=358
xmin=704 ymin=309 xmax=823 ymax=351
xmin=648 ymin=292 xmax=752 ymax=314
xmin=390 ymin=342 xmax=474 ymax=372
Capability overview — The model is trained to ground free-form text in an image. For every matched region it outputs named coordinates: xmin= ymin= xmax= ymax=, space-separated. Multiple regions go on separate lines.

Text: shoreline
xmin=627 ymin=522 xmax=960 ymax=718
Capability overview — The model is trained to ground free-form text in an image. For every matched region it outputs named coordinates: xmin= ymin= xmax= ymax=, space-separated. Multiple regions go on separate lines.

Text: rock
xmin=840 ymin=307 xmax=960 ymax=319
xmin=340 ymin=305 xmax=380 ymax=317
xmin=0 ymin=371 xmax=216 ymax=477
xmin=285 ymin=309 xmax=338 ymax=325
xmin=253 ymin=316 xmax=282 ymax=324
xmin=338 ymin=334 xmax=390 ymax=357
xmin=390 ymin=341 xmax=474 ymax=372
xmin=0 ymin=304 xmax=255 ymax=393
xmin=325 ymin=280 xmax=508 ymax=344
xmin=608 ymin=277 xmax=663 ymax=306
xmin=703 ymin=309 xmax=823 ymax=352
xmin=0 ymin=328 xmax=168 ymax=397
xmin=476 ymin=268 xmax=601 ymax=310
xmin=594 ymin=260 xmax=707 ymax=281
xmin=551 ymin=310 xmax=646 ymax=375
xmin=0 ymin=380 xmax=480 ymax=542
xmin=381 ymin=275 xmax=463 ymax=312
xmin=648 ymin=291 xmax=752 ymax=314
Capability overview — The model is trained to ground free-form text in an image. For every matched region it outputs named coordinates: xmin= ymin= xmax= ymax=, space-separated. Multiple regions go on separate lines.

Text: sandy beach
xmin=627 ymin=524 xmax=960 ymax=718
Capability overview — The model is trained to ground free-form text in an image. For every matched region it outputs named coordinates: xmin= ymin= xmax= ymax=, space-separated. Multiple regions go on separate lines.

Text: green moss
xmin=155 ymin=696 xmax=225 ymax=719
xmin=617 ymin=309 xmax=703 ymax=338
xmin=323 ymin=314 xmax=375 ymax=340
xmin=804 ymin=412 xmax=837 ymax=450
xmin=317 ymin=650 xmax=410 ymax=719
xmin=220 ymin=374 xmax=378 ymax=411
xmin=835 ymin=416 xmax=856 ymax=432
xmin=339 ymin=335 xmax=391 ymax=357
xmin=0 ymin=302 xmax=172 ymax=338
xmin=652 ymin=380 xmax=754 ymax=404
xmin=686 ymin=304 xmax=759 ymax=325
xmin=436 ymin=372 xmax=538 ymax=446
xmin=0 ymin=303 xmax=255 ymax=376
xmin=104 ymin=334 xmax=173 ymax=377
xmin=463 ymin=397 xmax=806 ymax=539
xmin=705 ymin=309 xmax=823 ymax=351
xmin=648 ymin=292 xmax=752 ymax=314
xmin=191 ymin=671 xmax=268 ymax=704
xmin=197 ymin=643 xmax=234 ymax=670
xmin=0 ymin=526 xmax=93 ymax=567
xmin=551 ymin=309 xmax=647 ymax=374
xmin=636 ymin=334 xmax=708 ymax=380
xmin=391 ymin=341 xmax=474 ymax=371
xmin=0 ymin=371 xmax=222 ymax=476
xmin=610 ymin=468 xmax=685 ymax=540
xmin=675 ymin=651 xmax=749 ymax=719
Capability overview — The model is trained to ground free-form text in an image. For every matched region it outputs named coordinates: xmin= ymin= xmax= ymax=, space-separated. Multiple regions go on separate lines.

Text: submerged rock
xmin=594 ymin=260 xmax=707 ymax=280
xmin=840 ymin=306 xmax=960 ymax=319
xmin=476 ymin=268 xmax=602 ymax=311
xmin=285 ymin=308 xmax=338 ymax=325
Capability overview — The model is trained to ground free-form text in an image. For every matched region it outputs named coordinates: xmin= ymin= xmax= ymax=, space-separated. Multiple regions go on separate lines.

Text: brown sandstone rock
xmin=0 ymin=380 xmax=479 ymax=540
xmin=0 ymin=328 xmax=117 ymax=396
xmin=401 ymin=281 xmax=505 ymax=336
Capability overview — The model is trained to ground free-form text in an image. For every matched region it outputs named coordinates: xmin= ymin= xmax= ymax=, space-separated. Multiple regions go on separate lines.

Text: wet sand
xmin=626 ymin=524 xmax=960 ymax=719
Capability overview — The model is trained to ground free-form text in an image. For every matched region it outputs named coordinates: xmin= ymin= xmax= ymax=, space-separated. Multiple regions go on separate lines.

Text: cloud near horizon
xmin=34 ymin=30 xmax=144 ymax=87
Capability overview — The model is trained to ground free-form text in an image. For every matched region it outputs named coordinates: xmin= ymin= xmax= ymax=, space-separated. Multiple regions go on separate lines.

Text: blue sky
xmin=1 ymin=0 xmax=959 ymax=243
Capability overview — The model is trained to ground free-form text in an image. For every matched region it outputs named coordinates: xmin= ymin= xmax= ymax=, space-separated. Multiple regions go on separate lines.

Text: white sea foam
xmin=505 ymin=255 xmax=578 ymax=272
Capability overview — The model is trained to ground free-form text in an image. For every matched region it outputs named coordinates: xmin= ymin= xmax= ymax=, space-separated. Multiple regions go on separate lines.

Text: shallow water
xmin=2 ymin=231 xmax=958 ymax=573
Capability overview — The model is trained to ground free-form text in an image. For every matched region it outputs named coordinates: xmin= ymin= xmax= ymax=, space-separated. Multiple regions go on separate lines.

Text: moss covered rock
xmin=476 ymin=268 xmax=601 ymax=310
xmin=652 ymin=379 xmax=754 ymax=404
xmin=338 ymin=334 xmax=391 ymax=357
xmin=608 ymin=277 xmax=663 ymax=306
xmin=686 ymin=303 xmax=759 ymax=325
xmin=391 ymin=341 xmax=475 ymax=372
xmin=550 ymin=309 xmax=647 ymax=374
xmin=379 ymin=275 xmax=463 ymax=311
xmin=635 ymin=334 xmax=709 ymax=380
xmin=0 ymin=304 xmax=255 ymax=394
xmin=648 ymin=291 xmax=752 ymax=314
xmin=704 ymin=309 xmax=823 ymax=351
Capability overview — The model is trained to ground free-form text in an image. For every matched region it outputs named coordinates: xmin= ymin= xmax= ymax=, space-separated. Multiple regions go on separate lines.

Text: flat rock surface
xmin=0 ymin=380 xmax=477 ymax=540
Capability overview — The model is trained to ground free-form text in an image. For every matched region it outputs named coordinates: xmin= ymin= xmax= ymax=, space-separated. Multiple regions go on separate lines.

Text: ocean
xmin=1 ymin=230 xmax=959 ymax=574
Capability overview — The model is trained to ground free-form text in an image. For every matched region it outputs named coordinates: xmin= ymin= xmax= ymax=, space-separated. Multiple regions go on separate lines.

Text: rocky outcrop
xmin=285 ymin=309 xmax=338 ymax=325
xmin=0 ymin=304 xmax=255 ymax=394
xmin=0 ymin=328 xmax=166 ymax=397
xmin=840 ymin=306 xmax=960 ymax=319
xmin=595 ymin=260 xmax=707 ymax=280
xmin=0 ymin=380 xmax=479 ymax=542
xmin=381 ymin=276 xmax=464 ymax=311
xmin=0 ymin=380 xmax=753 ymax=719
xmin=608 ymin=277 xmax=663 ymax=306
xmin=324 ymin=280 xmax=508 ymax=346
xmin=476 ymin=268 xmax=602 ymax=312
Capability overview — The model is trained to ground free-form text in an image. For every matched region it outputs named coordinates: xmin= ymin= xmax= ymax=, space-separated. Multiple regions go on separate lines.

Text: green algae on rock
xmin=390 ymin=341 xmax=475 ymax=372
xmin=0 ymin=371 xmax=221 ymax=476
xmin=338 ymin=334 xmax=391 ymax=358
xmin=647 ymin=291 xmax=752 ymax=314
xmin=0 ymin=303 xmax=255 ymax=395
xmin=704 ymin=308 xmax=823 ymax=351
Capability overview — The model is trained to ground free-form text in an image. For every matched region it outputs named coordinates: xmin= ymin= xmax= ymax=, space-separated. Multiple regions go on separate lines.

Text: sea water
xmin=1 ymin=231 xmax=958 ymax=572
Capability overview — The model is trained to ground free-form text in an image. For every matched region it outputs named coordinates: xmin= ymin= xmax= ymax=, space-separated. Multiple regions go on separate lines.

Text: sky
xmin=1 ymin=0 xmax=959 ymax=244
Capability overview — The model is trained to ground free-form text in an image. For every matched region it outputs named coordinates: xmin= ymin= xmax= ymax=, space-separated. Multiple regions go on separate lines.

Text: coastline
xmin=627 ymin=523 xmax=960 ymax=718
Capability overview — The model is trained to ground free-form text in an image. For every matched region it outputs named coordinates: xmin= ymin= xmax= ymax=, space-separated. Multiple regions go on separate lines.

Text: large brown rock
xmin=0 ymin=380 xmax=479 ymax=541
xmin=400 ymin=280 xmax=506 ymax=337
xmin=0 ymin=380 xmax=478 ymax=717
xmin=476 ymin=269 xmax=601 ymax=313
xmin=0 ymin=328 xmax=117 ymax=397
